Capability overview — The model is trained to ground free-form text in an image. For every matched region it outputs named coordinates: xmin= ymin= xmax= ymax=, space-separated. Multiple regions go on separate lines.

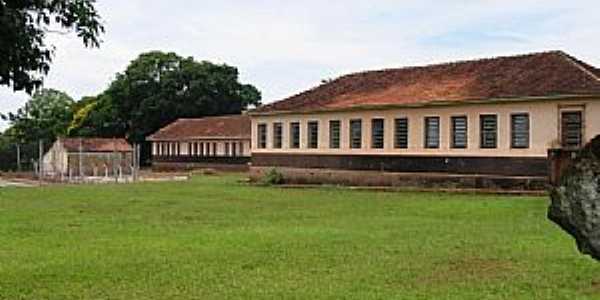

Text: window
xmin=329 ymin=120 xmax=340 ymax=149
xmin=480 ymin=115 xmax=498 ymax=149
xmin=350 ymin=119 xmax=362 ymax=149
xmin=290 ymin=122 xmax=300 ymax=149
xmin=225 ymin=142 xmax=230 ymax=156
xmin=561 ymin=111 xmax=583 ymax=148
xmin=213 ymin=142 xmax=217 ymax=156
xmin=511 ymin=114 xmax=530 ymax=149
xmin=394 ymin=118 xmax=409 ymax=149
xmin=424 ymin=117 xmax=440 ymax=149
xmin=371 ymin=118 xmax=385 ymax=149
xmin=273 ymin=123 xmax=283 ymax=149
xmin=451 ymin=116 xmax=468 ymax=149
xmin=239 ymin=142 xmax=244 ymax=156
xmin=257 ymin=124 xmax=267 ymax=149
xmin=232 ymin=142 xmax=237 ymax=157
xmin=307 ymin=121 xmax=319 ymax=149
xmin=200 ymin=142 xmax=205 ymax=156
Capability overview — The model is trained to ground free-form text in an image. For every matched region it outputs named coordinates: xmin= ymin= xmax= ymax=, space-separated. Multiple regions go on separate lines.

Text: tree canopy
xmin=69 ymin=51 xmax=262 ymax=144
xmin=1 ymin=88 xmax=75 ymax=143
xmin=0 ymin=0 xmax=104 ymax=93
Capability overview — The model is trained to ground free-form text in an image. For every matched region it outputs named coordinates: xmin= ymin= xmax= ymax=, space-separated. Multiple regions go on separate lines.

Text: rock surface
xmin=548 ymin=136 xmax=600 ymax=260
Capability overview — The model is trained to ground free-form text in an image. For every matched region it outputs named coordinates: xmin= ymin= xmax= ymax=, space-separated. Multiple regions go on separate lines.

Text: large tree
xmin=70 ymin=51 xmax=261 ymax=143
xmin=1 ymin=88 xmax=75 ymax=143
xmin=0 ymin=0 xmax=104 ymax=93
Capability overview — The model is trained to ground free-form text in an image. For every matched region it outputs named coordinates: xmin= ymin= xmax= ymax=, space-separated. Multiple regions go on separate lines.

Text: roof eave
xmin=146 ymin=135 xmax=251 ymax=142
xmin=247 ymin=94 xmax=600 ymax=116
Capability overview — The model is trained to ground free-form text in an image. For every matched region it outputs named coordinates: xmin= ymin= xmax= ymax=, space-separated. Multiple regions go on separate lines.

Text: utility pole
xmin=79 ymin=138 xmax=83 ymax=179
xmin=113 ymin=138 xmax=118 ymax=183
xmin=38 ymin=140 xmax=43 ymax=186
xmin=16 ymin=144 xmax=21 ymax=172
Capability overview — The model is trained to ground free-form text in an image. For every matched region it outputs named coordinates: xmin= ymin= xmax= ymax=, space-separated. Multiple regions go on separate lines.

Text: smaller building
xmin=147 ymin=115 xmax=251 ymax=171
xmin=43 ymin=138 xmax=133 ymax=177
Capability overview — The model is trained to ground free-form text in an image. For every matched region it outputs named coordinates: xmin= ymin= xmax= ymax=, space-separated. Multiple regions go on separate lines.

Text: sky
xmin=1 ymin=0 xmax=599 ymax=130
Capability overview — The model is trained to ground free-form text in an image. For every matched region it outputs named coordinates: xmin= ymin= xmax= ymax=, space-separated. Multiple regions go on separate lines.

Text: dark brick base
xmin=151 ymin=156 xmax=250 ymax=172
xmin=251 ymin=153 xmax=549 ymax=177
xmin=250 ymin=167 xmax=548 ymax=191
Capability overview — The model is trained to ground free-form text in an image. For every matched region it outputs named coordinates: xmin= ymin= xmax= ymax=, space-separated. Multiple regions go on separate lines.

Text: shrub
xmin=261 ymin=168 xmax=284 ymax=185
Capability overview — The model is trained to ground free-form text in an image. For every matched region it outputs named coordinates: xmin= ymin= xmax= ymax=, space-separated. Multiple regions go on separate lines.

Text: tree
xmin=1 ymin=89 xmax=75 ymax=143
xmin=0 ymin=0 xmax=104 ymax=93
xmin=69 ymin=51 xmax=261 ymax=150
xmin=67 ymin=93 xmax=124 ymax=137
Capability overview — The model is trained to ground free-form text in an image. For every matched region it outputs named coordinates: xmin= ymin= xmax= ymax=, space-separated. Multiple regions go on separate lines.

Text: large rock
xmin=548 ymin=136 xmax=600 ymax=260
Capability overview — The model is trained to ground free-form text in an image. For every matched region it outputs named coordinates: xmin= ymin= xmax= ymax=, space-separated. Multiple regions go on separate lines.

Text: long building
xmin=147 ymin=115 xmax=251 ymax=171
xmin=247 ymin=51 xmax=600 ymax=187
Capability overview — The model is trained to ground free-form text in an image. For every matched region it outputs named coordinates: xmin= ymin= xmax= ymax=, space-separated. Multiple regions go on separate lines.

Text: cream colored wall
xmin=42 ymin=140 xmax=69 ymax=175
xmin=251 ymin=99 xmax=600 ymax=157
xmin=152 ymin=139 xmax=251 ymax=157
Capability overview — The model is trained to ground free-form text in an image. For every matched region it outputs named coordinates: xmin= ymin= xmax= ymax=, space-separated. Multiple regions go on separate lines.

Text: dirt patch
xmin=419 ymin=257 xmax=518 ymax=286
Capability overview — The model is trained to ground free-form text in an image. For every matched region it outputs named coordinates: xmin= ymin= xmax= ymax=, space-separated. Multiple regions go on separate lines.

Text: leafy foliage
xmin=0 ymin=0 xmax=104 ymax=93
xmin=1 ymin=89 xmax=74 ymax=144
xmin=67 ymin=51 xmax=261 ymax=162
xmin=261 ymin=168 xmax=285 ymax=185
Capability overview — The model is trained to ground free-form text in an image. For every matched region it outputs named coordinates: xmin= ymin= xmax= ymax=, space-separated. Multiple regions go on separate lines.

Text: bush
xmin=261 ymin=168 xmax=284 ymax=185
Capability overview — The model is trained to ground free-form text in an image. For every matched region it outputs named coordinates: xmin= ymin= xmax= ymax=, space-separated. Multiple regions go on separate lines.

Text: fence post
xmin=38 ymin=140 xmax=43 ymax=185
xmin=79 ymin=138 xmax=83 ymax=178
xmin=16 ymin=144 xmax=21 ymax=172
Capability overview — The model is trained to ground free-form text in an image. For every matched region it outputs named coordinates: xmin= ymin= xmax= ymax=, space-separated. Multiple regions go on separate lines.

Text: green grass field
xmin=0 ymin=174 xmax=598 ymax=299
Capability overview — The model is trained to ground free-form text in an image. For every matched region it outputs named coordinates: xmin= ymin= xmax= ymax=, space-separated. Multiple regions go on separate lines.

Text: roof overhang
xmin=146 ymin=136 xmax=251 ymax=142
xmin=247 ymin=94 xmax=600 ymax=117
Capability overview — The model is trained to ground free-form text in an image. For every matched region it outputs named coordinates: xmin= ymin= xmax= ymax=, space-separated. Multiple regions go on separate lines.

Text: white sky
xmin=1 ymin=0 xmax=599 ymax=130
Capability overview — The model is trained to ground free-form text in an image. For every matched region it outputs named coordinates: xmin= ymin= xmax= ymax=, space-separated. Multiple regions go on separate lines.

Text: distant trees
xmin=0 ymin=51 xmax=262 ymax=168
xmin=0 ymin=89 xmax=74 ymax=171
xmin=1 ymin=89 xmax=74 ymax=144
xmin=68 ymin=51 xmax=261 ymax=162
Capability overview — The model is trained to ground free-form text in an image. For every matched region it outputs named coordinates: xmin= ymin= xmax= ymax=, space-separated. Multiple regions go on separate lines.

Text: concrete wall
xmin=251 ymin=98 xmax=600 ymax=158
xmin=42 ymin=140 xmax=68 ymax=175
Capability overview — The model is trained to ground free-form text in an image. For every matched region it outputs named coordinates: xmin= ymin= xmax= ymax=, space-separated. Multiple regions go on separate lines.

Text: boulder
xmin=548 ymin=136 xmax=600 ymax=260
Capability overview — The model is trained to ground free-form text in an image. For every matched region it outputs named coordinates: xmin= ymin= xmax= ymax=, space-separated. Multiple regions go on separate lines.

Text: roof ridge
xmin=340 ymin=50 xmax=565 ymax=78
xmin=556 ymin=51 xmax=600 ymax=82
xmin=259 ymin=50 xmax=566 ymax=107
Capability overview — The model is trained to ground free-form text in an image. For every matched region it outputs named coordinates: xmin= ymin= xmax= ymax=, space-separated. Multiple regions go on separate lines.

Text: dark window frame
xmin=394 ymin=118 xmax=409 ymax=149
xmin=349 ymin=119 xmax=362 ymax=149
xmin=561 ymin=110 xmax=584 ymax=149
xmin=451 ymin=116 xmax=468 ymax=149
xmin=257 ymin=123 xmax=267 ymax=149
xmin=480 ymin=114 xmax=498 ymax=149
xmin=273 ymin=122 xmax=283 ymax=149
xmin=424 ymin=116 xmax=440 ymax=149
xmin=329 ymin=120 xmax=341 ymax=149
xmin=307 ymin=121 xmax=319 ymax=149
xmin=371 ymin=118 xmax=385 ymax=149
xmin=290 ymin=122 xmax=300 ymax=149
xmin=511 ymin=113 xmax=530 ymax=149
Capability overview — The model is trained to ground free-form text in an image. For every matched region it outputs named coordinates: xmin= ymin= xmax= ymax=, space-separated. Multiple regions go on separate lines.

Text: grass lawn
xmin=0 ymin=174 xmax=598 ymax=299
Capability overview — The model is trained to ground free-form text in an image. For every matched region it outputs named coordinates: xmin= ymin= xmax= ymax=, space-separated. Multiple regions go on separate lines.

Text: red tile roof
xmin=252 ymin=51 xmax=600 ymax=114
xmin=60 ymin=138 xmax=132 ymax=152
xmin=147 ymin=115 xmax=251 ymax=141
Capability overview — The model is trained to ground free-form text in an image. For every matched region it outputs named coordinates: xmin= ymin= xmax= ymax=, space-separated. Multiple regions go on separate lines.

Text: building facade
xmin=43 ymin=138 xmax=133 ymax=177
xmin=147 ymin=115 xmax=251 ymax=170
xmin=248 ymin=51 xmax=600 ymax=186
